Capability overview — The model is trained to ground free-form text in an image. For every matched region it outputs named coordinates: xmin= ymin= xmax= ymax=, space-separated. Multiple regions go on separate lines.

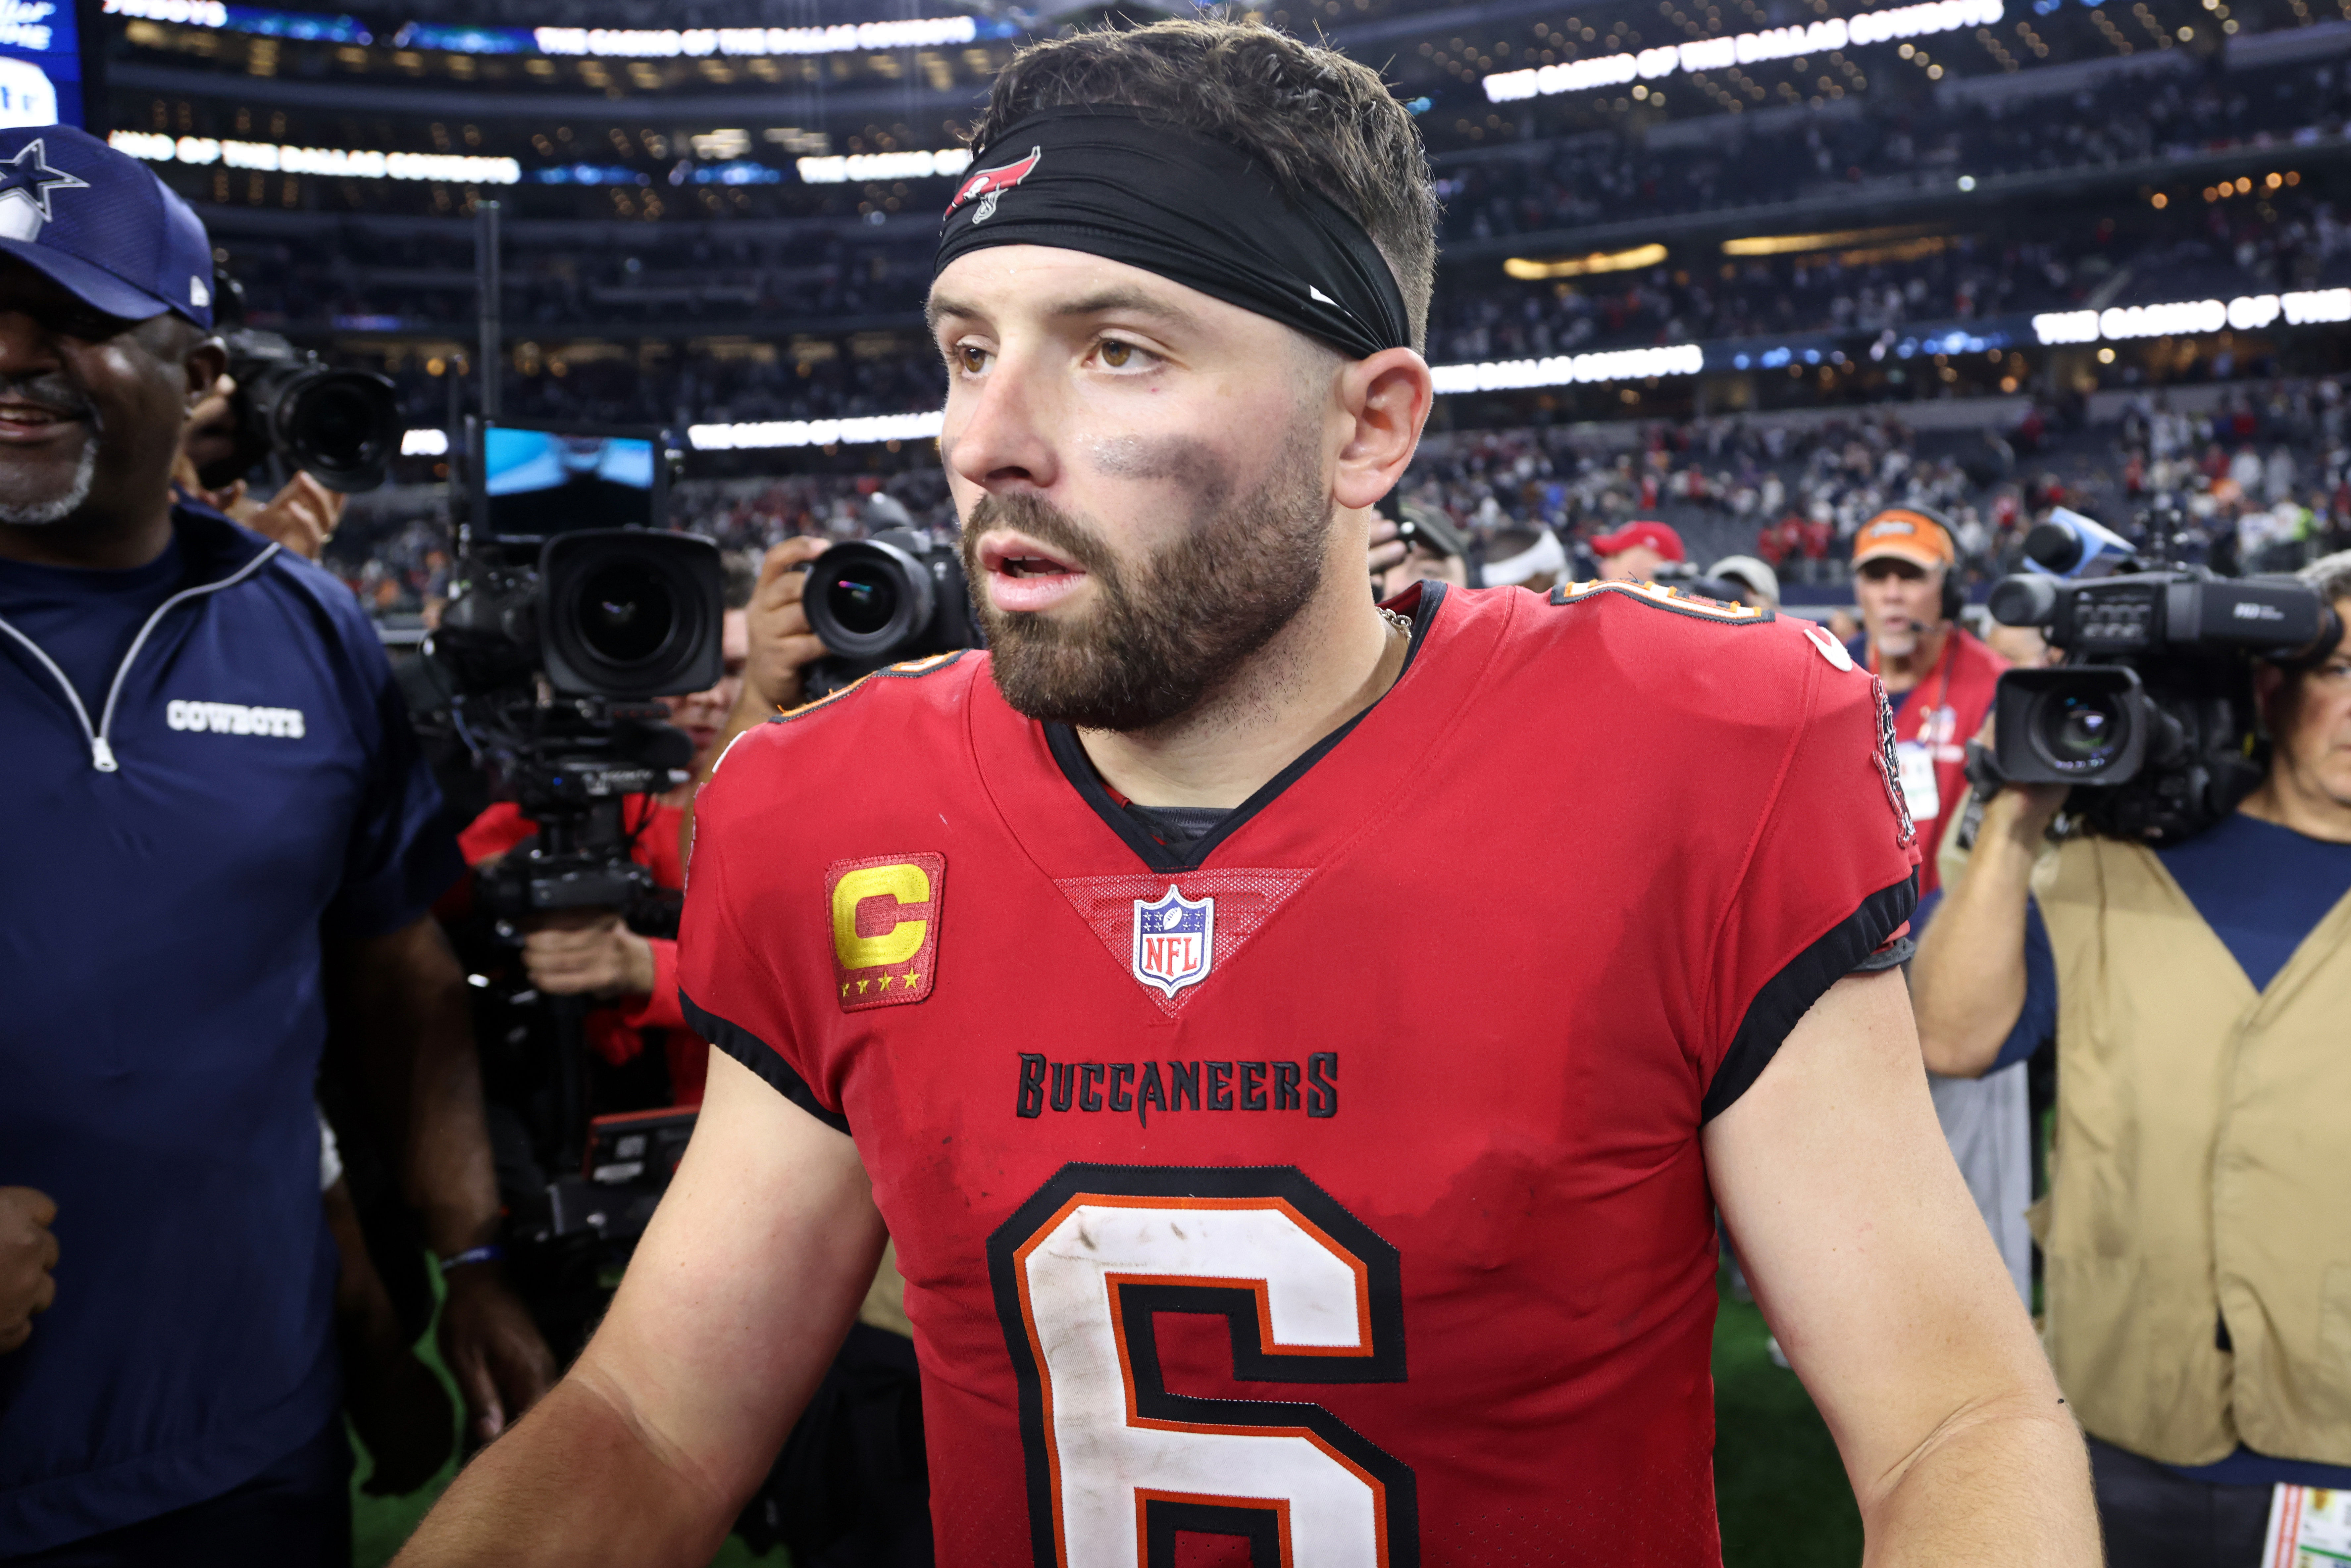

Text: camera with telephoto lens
xmin=195 ymin=327 xmax=402 ymax=494
xmin=800 ymin=526 xmax=981 ymax=699
xmin=423 ymin=422 xmax=721 ymax=1279
xmin=1983 ymin=507 xmax=2343 ymax=841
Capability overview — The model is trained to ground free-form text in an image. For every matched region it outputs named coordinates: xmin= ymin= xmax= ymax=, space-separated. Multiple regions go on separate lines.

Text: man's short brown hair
xmin=967 ymin=19 xmax=1437 ymax=354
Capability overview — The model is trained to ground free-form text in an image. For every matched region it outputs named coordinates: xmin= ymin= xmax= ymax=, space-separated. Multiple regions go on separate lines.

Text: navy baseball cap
xmin=0 ymin=125 xmax=214 ymax=328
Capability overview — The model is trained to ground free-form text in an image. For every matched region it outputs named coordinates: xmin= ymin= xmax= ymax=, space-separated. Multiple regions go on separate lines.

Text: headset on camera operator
xmin=1912 ymin=547 xmax=2351 ymax=1568
xmin=1845 ymin=507 xmax=2008 ymax=899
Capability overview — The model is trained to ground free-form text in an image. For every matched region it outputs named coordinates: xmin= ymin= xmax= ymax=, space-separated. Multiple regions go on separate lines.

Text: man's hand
xmin=0 ymin=1187 xmax=58 ymax=1354
xmin=521 ymin=909 xmax=656 ymax=998
xmin=393 ymin=1049 xmax=886 ymax=1566
xmin=439 ymin=1265 xmax=560 ymax=1447
xmin=733 ymin=536 xmax=831 ymax=727
xmin=237 ymin=472 xmax=347 ymax=562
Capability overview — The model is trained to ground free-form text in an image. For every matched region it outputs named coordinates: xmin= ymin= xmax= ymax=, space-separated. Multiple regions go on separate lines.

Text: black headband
xmin=934 ymin=106 xmax=1412 ymax=362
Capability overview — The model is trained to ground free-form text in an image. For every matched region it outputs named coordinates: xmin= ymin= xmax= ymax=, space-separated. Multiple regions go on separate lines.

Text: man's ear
xmin=1333 ymin=346 xmax=1433 ymax=515
xmin=184 ymin=333 xmax=227 ymax=409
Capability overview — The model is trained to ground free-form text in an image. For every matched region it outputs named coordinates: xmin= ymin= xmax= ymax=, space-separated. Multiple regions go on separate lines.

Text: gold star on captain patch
xmin=877 ymin=972 xmax=897 ymax=990
xmin=840 ymin=981 xmax=851 ymax=998
xmin=856 ymin=979 xmax=870 ymax=994
xmin=903 ymin=971 xmax=919 ymax=988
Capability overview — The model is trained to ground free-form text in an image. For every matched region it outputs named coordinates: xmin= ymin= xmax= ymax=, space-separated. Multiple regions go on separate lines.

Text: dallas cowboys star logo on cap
xmin=0 ymin=139 xmax=88 ymax=243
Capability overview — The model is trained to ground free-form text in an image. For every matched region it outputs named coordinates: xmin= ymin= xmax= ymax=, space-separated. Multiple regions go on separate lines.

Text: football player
xmin=397 ymin=22 xmax=2097 ymax=1568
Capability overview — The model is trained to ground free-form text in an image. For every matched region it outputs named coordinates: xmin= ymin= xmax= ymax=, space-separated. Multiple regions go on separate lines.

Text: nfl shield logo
xmin=1131 ymin=886 xmax=1216 ymax=999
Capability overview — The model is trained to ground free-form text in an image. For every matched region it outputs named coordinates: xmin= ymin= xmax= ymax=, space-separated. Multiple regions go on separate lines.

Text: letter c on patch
xmin=831 ymin=862 xmax=930 ymax=970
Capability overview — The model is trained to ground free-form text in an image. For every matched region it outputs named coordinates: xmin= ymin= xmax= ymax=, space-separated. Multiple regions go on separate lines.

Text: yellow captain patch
xmin=1548 ymin=579 xmax=1773 ymax=624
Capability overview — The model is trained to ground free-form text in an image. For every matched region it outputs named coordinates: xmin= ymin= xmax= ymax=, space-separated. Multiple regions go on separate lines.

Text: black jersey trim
xmin=680 ymin=987 xmax=852 ymax=1136
xmin=1044 ymin=582 xmax=1446 ymax=874
xmin=1701 ymin=870 xmax=1919 ymax=1123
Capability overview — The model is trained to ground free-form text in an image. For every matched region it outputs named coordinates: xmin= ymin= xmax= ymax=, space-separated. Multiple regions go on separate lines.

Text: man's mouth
xmin=0 ymin=400 xmax=83 ymax=441
xmin=977 ymin=530 xmax=1090 ymax=614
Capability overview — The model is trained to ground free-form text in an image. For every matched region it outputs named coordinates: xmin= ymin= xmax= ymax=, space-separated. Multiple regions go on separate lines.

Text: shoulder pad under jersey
xmin=1548 ymin=578 xmax=1775 ymax=625
xmin=769 ymin=649 xmax=972 ymax=726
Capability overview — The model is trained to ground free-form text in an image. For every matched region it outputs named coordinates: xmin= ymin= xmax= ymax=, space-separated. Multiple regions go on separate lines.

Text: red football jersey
xmin=678 ymin=580 xmax=1918 ymax=1567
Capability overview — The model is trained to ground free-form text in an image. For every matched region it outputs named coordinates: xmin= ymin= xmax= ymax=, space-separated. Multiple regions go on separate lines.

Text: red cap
xmin=1590 ymin=520 xmax=1685 ymax=561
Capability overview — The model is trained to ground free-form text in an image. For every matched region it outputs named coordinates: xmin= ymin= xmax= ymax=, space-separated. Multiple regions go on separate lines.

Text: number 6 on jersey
xmin=987 ymin=1165 xmax=1419 ymax=1567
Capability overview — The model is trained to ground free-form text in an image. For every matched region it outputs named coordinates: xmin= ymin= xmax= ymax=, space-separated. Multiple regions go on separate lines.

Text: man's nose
xmin=945 ymin=351 xmax=1060 ymax=495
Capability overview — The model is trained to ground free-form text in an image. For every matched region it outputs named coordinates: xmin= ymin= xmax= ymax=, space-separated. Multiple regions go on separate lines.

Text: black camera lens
xmin=801 ymin=535 xmax=938 ymax=660
xmin=576 ymin=563 xmax=676 ymax=667
xmin=291 ymin=381 xmax=380 ymax=465
xmin=537 ymin=531 xmax=725 ymax=700
xmin=826 ymin=565 xmax=902 ymax=638
xmin=2035 ymin=691 xmax=2130 ymax=772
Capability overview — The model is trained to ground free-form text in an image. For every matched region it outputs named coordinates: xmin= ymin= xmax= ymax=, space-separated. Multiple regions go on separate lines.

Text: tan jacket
xmin=2034 ymin=833 xmax=2351 ymax=1466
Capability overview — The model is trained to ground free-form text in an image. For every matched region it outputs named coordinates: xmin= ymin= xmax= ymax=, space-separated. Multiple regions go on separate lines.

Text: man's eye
xmin=954 ymin=344 xmax=988 ymax=375
xmin=1098 ymin=339 xmax=1153 ymax=370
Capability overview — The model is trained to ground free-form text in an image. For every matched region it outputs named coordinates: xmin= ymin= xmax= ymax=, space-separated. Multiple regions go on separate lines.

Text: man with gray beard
xmin=0 ymin=126 xmax=551 ymax=1565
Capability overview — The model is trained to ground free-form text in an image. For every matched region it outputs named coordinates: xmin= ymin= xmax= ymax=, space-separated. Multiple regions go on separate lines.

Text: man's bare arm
xmin=394 ymin=1047 xmax=887 ymax=1567
xmin=1706 ymin=967 xmax=2098 ymax=1566
xmin=1909 ymin=786 xmax=2065 ymax=1078
xmin=333 ymin=915 xmax=555 ymax=1442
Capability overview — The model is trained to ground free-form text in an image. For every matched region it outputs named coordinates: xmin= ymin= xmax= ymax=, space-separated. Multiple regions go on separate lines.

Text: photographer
xmin=0 ymin=127 xmax=549 ymax=1562
xmin=1913 ymin=550 xmax=2351 ymax=1567
xmin=174 ymin=370 xmax=346 ymax=561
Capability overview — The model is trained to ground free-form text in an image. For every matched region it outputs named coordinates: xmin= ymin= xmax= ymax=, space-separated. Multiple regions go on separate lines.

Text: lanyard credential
xmin=1870 ymin=629 xmax=1958 ymax=823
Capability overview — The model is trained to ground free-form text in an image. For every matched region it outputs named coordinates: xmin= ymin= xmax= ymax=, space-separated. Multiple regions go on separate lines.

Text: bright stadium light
xmin=2031 ymin=290 xmax=2351 ymax=345
xmin=1502 ymin=243 xmax=1667 ymax=279
xmin=109 ymin=129 xmax=521 ymax=184
xmin=689 ymin=412 xmax=946 ymax=451
xmin=1428 ymin=344 xmax=1705 ymax=394
xmin=100 ymin=2 xmax=1003 ymax=56
xmin=795 ymin=149 xmax=973 ymax=185
xmin=1484 ymin=0 xmax=2002 ymax=102
xmin=401 ymin=428 xmax=450 ymax=457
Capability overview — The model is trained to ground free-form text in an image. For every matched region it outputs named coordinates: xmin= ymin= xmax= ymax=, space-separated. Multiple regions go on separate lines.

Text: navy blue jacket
xmin=0 ymin=507 xmax=460 ymax=1552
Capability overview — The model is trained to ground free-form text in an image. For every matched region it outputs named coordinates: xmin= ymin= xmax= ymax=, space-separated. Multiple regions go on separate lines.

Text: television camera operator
xmin=1913 ymin=548 xmax=2351 ymax=1568
xmin=0 ymin=127 xmax=550 ymax=1563
xmin=458 ymin=556 xmax=762 ymax=1106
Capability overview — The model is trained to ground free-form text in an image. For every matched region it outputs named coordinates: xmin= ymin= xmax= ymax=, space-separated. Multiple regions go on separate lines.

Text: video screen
xmin=481 ymin=427 xmax=657 ymax=538
xmin=0 ymin=2 xmax=84 ymax=130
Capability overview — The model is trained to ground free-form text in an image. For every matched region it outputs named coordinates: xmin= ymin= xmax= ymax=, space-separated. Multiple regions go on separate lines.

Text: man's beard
xmin=0 ymin=372 xmax=97 ymax=527
xmin=960 ymin=425 xmax=1333 ymax=733
xmin=0 ymin=439 xmax=96 ymax=527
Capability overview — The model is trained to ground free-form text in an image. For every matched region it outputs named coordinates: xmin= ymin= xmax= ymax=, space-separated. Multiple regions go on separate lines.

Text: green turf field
xmin=353 ymin=1273 xmax=1858 ymax=1567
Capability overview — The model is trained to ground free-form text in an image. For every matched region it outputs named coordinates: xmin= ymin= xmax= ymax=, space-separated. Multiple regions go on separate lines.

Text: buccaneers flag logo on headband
xmin=945 ymin=146 xmax=1041 ymax=224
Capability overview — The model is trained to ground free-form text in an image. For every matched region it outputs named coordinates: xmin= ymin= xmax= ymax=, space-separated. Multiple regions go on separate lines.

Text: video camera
xmin=1983 ymin=507 xmax=2342 ymax=840
xmin=800 ymin=526 xmax=980 ymax=699
xmin=425 ymin=421 xmax=723 ymax=1268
